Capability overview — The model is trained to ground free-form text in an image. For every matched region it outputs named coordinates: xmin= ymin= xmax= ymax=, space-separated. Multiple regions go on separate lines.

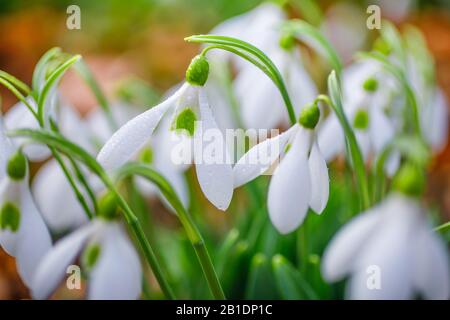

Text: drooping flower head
xmin=97 ymin=55 xmax=234 ymax=210
xmin=32 ymin=192 xmax=142 ymax=300
xmin=234 ymin=101 xmax=329 ymax=234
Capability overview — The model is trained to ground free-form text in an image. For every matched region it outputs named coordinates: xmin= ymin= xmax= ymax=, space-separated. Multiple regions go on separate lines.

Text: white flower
xmin=318 ymin=60 xmax=401 ymax=176
xmin=32 ymin=219 xmax=142 ymax=300
xmin=97 ymin=57 xmax=233 ymax=210
xmin=0 ymin=122 xmax=52 ymax=287
xmin=322 ymin=193 xmax=450 ymax=300
xmin=234 ymin=105 xmax=329 ymax=234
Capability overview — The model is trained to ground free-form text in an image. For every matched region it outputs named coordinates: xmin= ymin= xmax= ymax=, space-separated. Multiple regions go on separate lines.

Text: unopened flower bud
xmin=186 ymin=55 xmax=209 ymax=86
xmin=299 ymin=102 xmax=320 ymax=129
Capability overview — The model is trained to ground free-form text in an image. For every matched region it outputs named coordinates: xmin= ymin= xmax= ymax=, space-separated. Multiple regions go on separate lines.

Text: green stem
xmin=0 ymin=78 xmax=37 ymax=118
xmin=117 ymin=163 xmax=226 ymax=300
xmin=52 ymin=149 xmax=94 ymax=220
xmin=0 ymin=71 xmax=31 ymax=95
xmin=101 ymin=175 xmax=176 ymax=299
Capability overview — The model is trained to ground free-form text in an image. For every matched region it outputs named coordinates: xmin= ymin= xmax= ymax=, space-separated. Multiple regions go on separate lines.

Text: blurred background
xmin=0 ymin=0 xmax=449 ymax=299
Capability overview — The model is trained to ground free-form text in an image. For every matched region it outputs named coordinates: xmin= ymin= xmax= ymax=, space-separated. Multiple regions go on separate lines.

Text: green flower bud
xmin=353 ymin=109 xmax=369 ymax=130
xmin=7 ymin=151 xmax=27 ymax=180
xmin=0 ymin=202 xmax=21 ymax=232
xmin=97 ymin=192 xmax=119 ymax=220
xmin=186 ymin=55 xmax=209 ymax=86
xmin=393 ymin=163 xmax=425 ymax=197
xmin=82 ymin=243 xmax=101 ymax=270
xmin=279 ymin=33 xmax=295 ymax=51
xmin=174 ymin=108 xmax=197 ymax=136
xmin=298 ymin=102 xmax=320 ymax=129
xmin=363 ymin=77 xmax=379 ymax=92
xmin=139 ymin=147 xmax=154 ymax=164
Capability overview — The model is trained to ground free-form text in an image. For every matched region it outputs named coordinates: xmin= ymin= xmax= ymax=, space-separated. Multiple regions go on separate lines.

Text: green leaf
xmin=283 ymin=19 xmax=342 ymax=77
xmin=291 ymin=0 xmax=323 ymax=26
xmin=245 ymin=253 xmax=278 ymax=299
xmin=32 ymin=47 xmax=61 ymax=93
xmin=272 ymin=254 xmax=318 ymax=300
xmin=185 ymin=35 xmax=297 ymax=125
xmin=37 ymin=54 xmax=81 ymax=124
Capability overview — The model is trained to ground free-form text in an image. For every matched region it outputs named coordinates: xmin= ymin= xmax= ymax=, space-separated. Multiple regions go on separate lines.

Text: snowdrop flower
xmin=0 ymin=130 xmax=52 ymax=287
xmin=97 ymin=55 xmax=233 ymax=210
xmin=318 ymin=61 xmax=400 ymax=175
xmin=234 ymin=102 xmax=329 ymax=234
xmin=32 ymin=193 xmax=142 ymax=300
xmin=322 ymin=164 xmax=449 ymax=300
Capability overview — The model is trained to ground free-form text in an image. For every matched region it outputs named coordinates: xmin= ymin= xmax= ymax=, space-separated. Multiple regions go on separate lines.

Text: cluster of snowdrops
xmin=0 ymin=3 xmax=449 ymax=300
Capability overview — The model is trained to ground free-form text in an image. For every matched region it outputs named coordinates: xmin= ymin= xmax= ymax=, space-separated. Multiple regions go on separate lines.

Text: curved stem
xmin=117 ymin=163 xmax=226 ymax=300
xmin=188 ymin=36 xmax=297 ymax=124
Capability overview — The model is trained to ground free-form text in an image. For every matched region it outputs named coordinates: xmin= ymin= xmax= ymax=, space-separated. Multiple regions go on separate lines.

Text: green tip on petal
xmin=97 ymin=192 xmax=119 ymax=220
xmin=353 ymin=109 xmax=369 ymax=130
xmin=186 ymin=55 xmax=209 ymax=86
xmin=7 ymin=151 xmax=27 ymax=180
xmin=0 ymin=202 xmax=21 ymax=232
xmin=279 ymin=33 xmax=295 ymax=51
xmin=174 ymin=108 xmax=197 ymax=136
xmin=393 ymin=163 xmax=425 ymax=197
xmin=363 ymin=77 xmax=379 ymax=92
xmin=139 ymin=147 xmax=154 ymax=164
xmin=298 ymin=102 xmax=320 ymax=129
xmin=82 ymin=243 xmax=101 ymax=270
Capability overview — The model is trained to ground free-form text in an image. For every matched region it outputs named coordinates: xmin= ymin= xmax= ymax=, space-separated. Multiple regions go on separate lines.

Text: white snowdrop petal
xmin=32 ymin=223 xmax=98 ymax=299
xmin=286 ymin=50 xmax=318 ymax=119
xmin=4 ymin=99 xmax=51 ymax=161
xmin=233 ymin=125 xmax=298 ymax=188
xmin=355 ymin=130 xmax=370 ymax=162
xmin=384 ymin=150 xmax=401 ymax=177
xmin=308 ymin=140 xmax=329 ymax=214
xmin=268 ymin=129 xmax=311 ymax=234
xmin=194 ymin=89 xmax=233 ymax=211
xmin=88 ymin=224 xmax=142 ymax=300
xmin=97 ymin=84 xmax=188 ymax=170
xmin=346 ymin=196 xmax=419 ymax=300
xmin=414 ymin=225 xmax=450 ymax=300
xmin=0 ymin=178 xmax=21 ymax=255
xmin=33 ymin=159 xmax=89 ymax=232
xmin=15 ymin=184 xmax=52 ymax=287
xmin=321 ymin=209 xmax=381 ymax=282
xmin=369 ymin=106 xmax=395 ymax=154
xmin=317 ymin=115 xmax=345 ymax=162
